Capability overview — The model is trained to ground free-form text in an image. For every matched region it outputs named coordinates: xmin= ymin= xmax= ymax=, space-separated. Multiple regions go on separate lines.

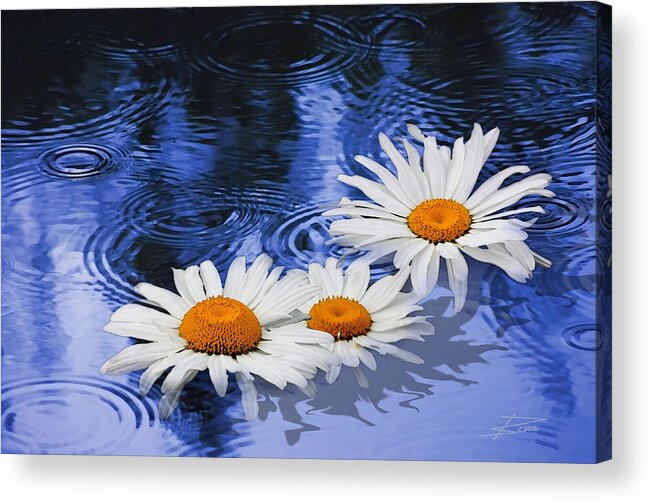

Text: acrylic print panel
xmin=1 ymin=2 xmax=612 ymax=462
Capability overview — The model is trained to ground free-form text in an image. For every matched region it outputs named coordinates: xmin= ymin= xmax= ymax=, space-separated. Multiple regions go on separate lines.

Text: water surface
xmin=1 ymin=3 xmax=610 ymax=461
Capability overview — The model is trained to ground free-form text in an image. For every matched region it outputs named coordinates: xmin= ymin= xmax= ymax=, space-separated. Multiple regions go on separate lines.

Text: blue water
xmin=1 ymin=3 xmax=611 ymax=461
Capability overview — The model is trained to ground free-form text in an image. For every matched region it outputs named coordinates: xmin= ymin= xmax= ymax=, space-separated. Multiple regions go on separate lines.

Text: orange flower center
xmin=407 ymin=198 xmax=471 ymax=243
xmin=179 ymin=296 xmax=262 ymax=355
xmin=307 ymin=296 xmax=372 ymax=341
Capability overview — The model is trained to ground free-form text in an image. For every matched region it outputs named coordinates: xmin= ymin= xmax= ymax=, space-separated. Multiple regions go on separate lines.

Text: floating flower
xmin=100 ymin=255 xmax=339 ymax=420
xmin=300 ymin=257 xmax=434 ymax=387
xmin=326 ymin=123 xmax=553 ymax=312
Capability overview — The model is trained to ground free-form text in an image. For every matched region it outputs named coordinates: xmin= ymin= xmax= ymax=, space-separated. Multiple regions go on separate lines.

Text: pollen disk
xmin=407 ymin=198 xmax=471 ymax=243
xmin=308 ymin=296 xmax=372 ymax=341
xmin=179 ymin=296 xmax=262 ymax=355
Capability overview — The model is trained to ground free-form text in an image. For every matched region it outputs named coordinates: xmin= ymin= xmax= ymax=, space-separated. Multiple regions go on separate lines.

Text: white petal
xmin=371 ymin=315 xmax=432 ymax=332
xmin=326 ymin=361 xmax=342 ymax=383
xmin=353 ymin=154 xmax=415 ymax=207
xmin=409 ymin=247 xmax=431 ymax=296
xmin=329 ymin=217 xmax=414 ymax=239
xmin=158 ymin=370 xmax=198 ymax=419
xmin=235 ymin=372 xmax=259 ymax=421
xmin=235 ymin=353 xmax=288 ymax=389
xmin=437 ymin=243 xmax=468 ymax=280
xmin=110 ymin=304 xmax=179 ymax=328
xmin=378 ymin=132 xmax=428 ymax=203
xmin=273 ymin=361 xmax=312 ymax=388
xmin=354 ymin=336 xmax=387 ymax=354
xmin=103 ymin=321 xmax=177 ymax=342
xmin=253 ymin=275 xmax=321 ymax=318
xmin=482 ymin=127 xmax=500 ymax=165
xmin=355 ymin=337 xmax=423 ymax=364
xmin=324 ymin=257 xmax=345 ymax=294
xmin=343 ymin=236 xmax=411 ymax=257
xmin=464 ymin=165 xmax=530 ymax=210
xmin=184 ymin=265 xmax=208 ymax=303
xmin=223 ymin=256 xmax=247 ymax=300
xmin=456 ymin=228 xmax=528 ymax=248
xmin=445 ymin=258 xmax=468 ymax=314
xmin=443 ymin=137 xmax=466 ymax=198
xmin=370 ymin=293 xmax=423 ymax=322
xmin=451 ymin=123 xmax=485 ymax=203
xmin=173 ymin=265 xmax=206 ymax=305
xmin=161 ymin=352 xmax=208 ymax=395
xmin=207 ymin=354 xmax=229 ymax=397
xmin=439 ymin=145 xmax=451 ymax=169
xmin=473 ymin=205 xmax=545 ymax=222
xmin=323 ymin=205 xmax=406 ymax=222
xmin=402 ymin=138 xmax=421 ymax=172
xmin=470 ymin=174 xmax=553 ymax=217
xmin=504 ymin=240 xmax=536 ymax=272
xmin=388 ymin=347 xmax=424 ymax=364
xmin=238 ymin=254 xmax=273 ymax=305
xmin=470 ymin=218 xmax=532 ymax=231
xmin=411 ymin=244 xmax=439 ymax=299
xmin=266 ymin=324 xmax=334 ymax=344
xmin=407 ymin=123 xmax=426 ymax=142
xmin=249 ymin=352 xmax=312 ymax=389
xmin=254 ymin=269 xmax=310 ymax=309
xmin=299 ymin=380 xmax=318 ymax=398
xmin=367 ymin=328 xmax=428 ymax=343
xmin=172 ymin=268 xmax=194 ymax=306
xmin=259 ymin=340 xmax=337 ymax=374
xmin=423 ymin=135 xmax=447 ymax=198
xmin=337 ymin=174 xmax=411 ymax=216
xmin=100 ymin=342 xmax=183 ymax=375
xmin=199 ymin=260 xmax=223 ymax=297
xmin=219 ymin=354 xmax=245 ymax=376
xmin=393 ymin=238 xmax=429 ymax=269
xmin=462 ymin=245 xmax=530 ymax=282
xmin=249 ymin=266 xmax=284 ymax=310
xmin=353 ymin=366 xmax=369 ymax=388
xmin=308 ymin=261 xmax=341 ymax=298
xmin=533 ymin=250 xmax=552 ymax=268
xmin=332 ymin=197 xmax=408 ymax=217
xmin=134 ymin=283 xmax=190 ymax=320
xmin=341 ymin=261 xmax=371 ymax=300
xmin=139 ymin=352 xmax=188 ymax=395
xmin=335 ymin=341 xmax=360 ymax=367
xmin=355 ymin=345 xmax=377 ymax=371
xmin=359 ymin=267 xmax=410 ymax=313
xmin=255 ymin=279 xmax=320 ymax=326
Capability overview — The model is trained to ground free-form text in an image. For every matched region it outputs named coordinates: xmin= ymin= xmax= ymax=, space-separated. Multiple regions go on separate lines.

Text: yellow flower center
xmin=179 ymin=296 xmax=262 ymax=355
xmin=307 ymin=296 xmax=372 ymax=341
xmin=407 ymin=198 xmax=471 ymax=243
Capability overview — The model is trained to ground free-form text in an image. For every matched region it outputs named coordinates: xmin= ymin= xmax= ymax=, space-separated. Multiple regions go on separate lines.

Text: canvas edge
xmin=594 ymin=0 xmax=612 ymax=464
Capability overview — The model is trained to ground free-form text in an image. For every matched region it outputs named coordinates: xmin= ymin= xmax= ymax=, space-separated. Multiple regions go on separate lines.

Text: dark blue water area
xmin=1 ymin=3 xmax=610 ymax=461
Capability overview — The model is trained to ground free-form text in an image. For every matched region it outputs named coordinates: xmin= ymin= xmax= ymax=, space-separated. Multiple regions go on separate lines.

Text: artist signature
xmin=481 ymin=414 xmax=547 ymax=441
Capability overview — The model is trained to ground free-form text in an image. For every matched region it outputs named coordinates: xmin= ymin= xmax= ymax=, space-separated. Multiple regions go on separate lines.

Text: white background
xmin=0 ymin=0 xmax=649 ymax=501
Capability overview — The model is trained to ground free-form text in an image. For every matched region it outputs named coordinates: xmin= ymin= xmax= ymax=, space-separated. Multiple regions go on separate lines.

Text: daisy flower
xmin=300 ymin=257 xmax=434 ymax=388
xmin=325 ymin=123 xmax=553 ymax=312
xmin=100 ymin=254 xmax=339 ymax=420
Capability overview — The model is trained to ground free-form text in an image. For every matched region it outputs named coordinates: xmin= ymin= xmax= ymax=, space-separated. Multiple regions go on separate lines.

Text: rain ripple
xmin=39 ymin=143 xmax=131 ymax=179
xmin=188 ymin=12 xmax=370 ymax=86
xmin=83 ymin=183 xmax=293 ymax=302
xmin=263 ymin=203 xmax=396 ymax=279
xmin=562 ymin=324 xmax=604 ymax=352
xmin=2 ymin=376 xmax=156 ymax=455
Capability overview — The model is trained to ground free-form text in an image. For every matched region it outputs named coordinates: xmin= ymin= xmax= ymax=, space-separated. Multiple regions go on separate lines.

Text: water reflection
xmin=2 ymin=3 xmax=607 ymax=461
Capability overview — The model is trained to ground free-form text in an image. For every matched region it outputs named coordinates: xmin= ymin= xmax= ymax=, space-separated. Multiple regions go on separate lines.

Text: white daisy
xmin=325 ymin=123 xmax=554 ymax=313
xmin=100 ymin=254 xmax=339 ymax=420
xmin=300 ymin=257 xmax=434 ymax=388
